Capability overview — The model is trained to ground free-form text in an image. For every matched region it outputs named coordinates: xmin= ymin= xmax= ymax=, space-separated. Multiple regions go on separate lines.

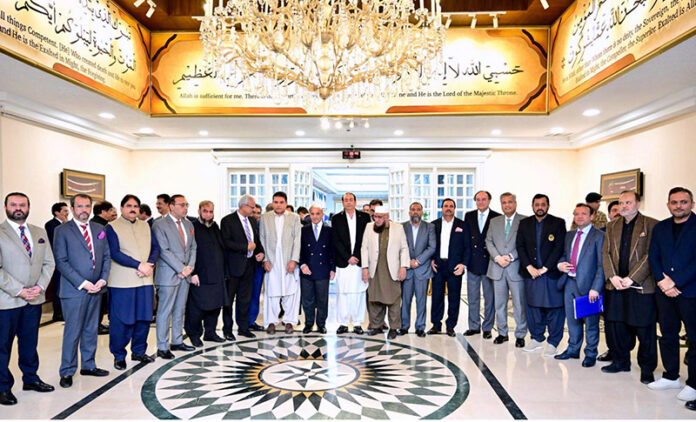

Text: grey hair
xmin=238 ymin=194 xmax=255 ymax=208
xmin=500 ymin=192 xmax=516 ymax=201
xmin=308 ymin=203 xmax=324 ymax=213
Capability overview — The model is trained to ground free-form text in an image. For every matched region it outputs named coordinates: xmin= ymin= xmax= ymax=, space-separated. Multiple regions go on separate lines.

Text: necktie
xmin=504 ymin=218 xmax=511 ymax=240
xmin=19 ymin=225 xmax=32 ymax=258
xmin=242 ymin=217 xmax=253 ymax=258
xmin=570 ymin=230 xmax=583 ymax=273
xmin=314 ymin=224 xmax=319 ymax=241
xmin=176 ymin=220 xmax=186 ymax=247
xmin=80 ymin=224 xmax=95 ymax=268
xmin=478 ymin=213 xmax=485 ymax=233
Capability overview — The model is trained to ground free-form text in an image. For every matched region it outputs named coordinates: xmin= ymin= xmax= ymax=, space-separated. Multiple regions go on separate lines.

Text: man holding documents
xmin=556 ymin=203 xmax=605 ymax=367
xmin=601 ymin=191 xmax=658 ymax=384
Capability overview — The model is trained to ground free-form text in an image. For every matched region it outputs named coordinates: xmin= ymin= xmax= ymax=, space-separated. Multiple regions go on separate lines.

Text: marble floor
xmin=2 ymin=291 xmax=694 ymax=420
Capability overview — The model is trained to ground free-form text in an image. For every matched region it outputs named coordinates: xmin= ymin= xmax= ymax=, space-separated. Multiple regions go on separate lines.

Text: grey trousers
xmin=368 ymin=298 xmax=401 ymax=330
xmin=156 ymin=282 xmax=190 ymax=350
xmin=493 ymin=272 xmax=528 ymax=339
xmin=59 ymin=294 xmax=101 ymax=376
xmin=401 ymin=273 xmax=428 ymax=331
xmin=467 ymin=273 xmax=495 ymax=331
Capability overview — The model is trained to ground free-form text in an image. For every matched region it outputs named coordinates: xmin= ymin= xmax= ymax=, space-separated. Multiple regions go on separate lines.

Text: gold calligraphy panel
xmin=151 ymin=28 xmax=548 ymax=116
xmin=550 ymin=0 xmax=696 ymax=109
xmin=0 ymin=0 xmax=150 ymax=111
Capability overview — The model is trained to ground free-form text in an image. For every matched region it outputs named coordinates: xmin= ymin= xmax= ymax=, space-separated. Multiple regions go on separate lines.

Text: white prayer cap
xmin=374 ymin=205 xmax=389 ymax=214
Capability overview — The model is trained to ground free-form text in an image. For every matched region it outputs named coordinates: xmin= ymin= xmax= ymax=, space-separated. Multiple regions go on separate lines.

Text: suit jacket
xmin=649 ymin=212 xmax=696 ymax=298
xmin=516 ymin=214 xmax=567 ymax=280
xmin=299 ymin=224 xmax=335 ymax=280
xmin=361 ymin=222 xmax=410 ymax=281
xmin=0 ymin=221 xmax=55 ymax=310
xmin=432 ymin=217 xmax=470 ymax=273
xmin=190 ymin=220 xmax=228 ymax=310
xmin=464 ymin=209 xmax=501 ymax=275
xmin=402 ymin=220 xmax=436 ymax=279
xmin=259 ymin=211 xmax=301 ymax=268
xmin=557 ymin=225 xmax=605 ymax=294
xmin=331 ymin=210 xmax=371 ymax=268
xmin=152 ymin=216 xmax=197 ymax=286
xmin=45 ymin=218 xmax=63 ymax=295
xmin=603 ymin=213 xmax=657 ymax=293
xmin=485 ymin=213 xmax=526 ymax=281
xmin=220 ymin=211 xmax=264 ymax=278
xmin=53 ymin=221 xmax=111 ymax=299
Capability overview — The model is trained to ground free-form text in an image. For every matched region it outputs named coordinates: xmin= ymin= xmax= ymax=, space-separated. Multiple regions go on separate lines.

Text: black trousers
xmin=606 ymin=320 xmax=656 ymax=373
xmin=301 ymin=277 xmax=329 ymax=328
xmin=430 ymin=264 xmax=462 ymax=330
xmin=655 ymin=293 xmax=696 ymax=388
xmin=98 ymin=290 xmax=109 ymax=326
xmin=185 ymin=303 xmax=221 ymax=341
xmin=0 ymin=304 xmax=41 ymax=390
xmin=223 ymin=257 xmax=256 ymax=334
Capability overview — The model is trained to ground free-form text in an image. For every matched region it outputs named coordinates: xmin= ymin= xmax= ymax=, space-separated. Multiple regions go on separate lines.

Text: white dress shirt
xmin=169 ymin=213 xmax=187 ymax=244
xmin=74 ymin=220 xmax=97 ymax=290
xmin=313 ymin=222 xmax=323 ymax=239
xmin=411 ymin=222 xmax=420 ymax=246
xmin=478 ymin=208 xmax=490 ymax=233
xmin=346 ymin=210 xmax=357 ymax=252
xmin=440 ymin=218 xmax=454 ymax=260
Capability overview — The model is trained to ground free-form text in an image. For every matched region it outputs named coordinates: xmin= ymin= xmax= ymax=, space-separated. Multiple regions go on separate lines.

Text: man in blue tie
xmin=299 ymin=205 xmax=335 ymax=334
xmin=556 ymin=203 xmax=605 ymax=367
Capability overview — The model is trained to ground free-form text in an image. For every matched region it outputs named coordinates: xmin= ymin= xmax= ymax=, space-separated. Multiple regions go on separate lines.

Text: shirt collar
xmin=73 ymin=219 xmax=90 ymax=229
xmin=505 ymin=213 xmax=516 ymax=221
xmin=6 ymin=219 xmax=25 ymax=231
xmin=168 ymin=213 xmax=181 ymax=224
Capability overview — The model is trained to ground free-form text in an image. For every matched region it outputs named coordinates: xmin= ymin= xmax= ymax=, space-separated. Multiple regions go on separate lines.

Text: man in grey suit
xmin=153 ymin=194 xmax=197 ymax=359
xmin=53 ymin=194 xmax=111 ymax=388
xmin=486 ymin=192 xmax=528 ymax=348
xmin=0 ymin=192 xmax=55 ymax=406
xmin=399 ymin=202 xmax=436 ymax=337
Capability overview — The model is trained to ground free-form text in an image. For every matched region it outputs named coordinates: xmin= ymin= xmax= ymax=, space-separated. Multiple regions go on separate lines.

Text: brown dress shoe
xmin=285 ymin=323 xmax=294 ymax=334
xmin=266 ymin=323 xmax=276 ymax=334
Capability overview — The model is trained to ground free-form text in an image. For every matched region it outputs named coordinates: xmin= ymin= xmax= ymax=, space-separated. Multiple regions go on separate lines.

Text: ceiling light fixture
xmin=550 ymin=126 xmax=565 ymax=135
xmin=138 ymin=127 xmax=154 ymax=134
xmin=394 ymin=129 xmax=404 ymax=136
xmin=199 ymin=130 xmax=209 ymax=136
xmin=540 ymin=0 xmax=550 ymax=10
xmin=295 ymin=130 xmax=306 ymax=137
xmin=491 ymin=129 xmax=502 ymax=136
xmin=320 ymin=117 xmax=331 ymax=130
xmin=98 ymin=112 xmax=115 ymax=119
xmin=582 ymin=108 xmax=601 ymax=117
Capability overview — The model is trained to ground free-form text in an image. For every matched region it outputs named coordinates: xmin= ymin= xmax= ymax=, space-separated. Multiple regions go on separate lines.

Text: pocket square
xmin=189 ymin=229 xmax=194 ymax=235
xmin=98 ymin=231 xmax=106 ymax=240
xmin=38 ymin=238 xmax=46 ymax=244
xmin=455 ymin=227 xmax=463 ymax=232
xmin=639 ymin=232 xmax=646 ymax=237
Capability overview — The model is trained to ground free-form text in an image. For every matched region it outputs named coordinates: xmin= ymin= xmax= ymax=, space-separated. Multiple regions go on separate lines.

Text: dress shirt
xmin=567 ymin=224 xmax=592 ymax=277
xmin=411 ymin=222 xmax=420 ymax=246
xmin=240 ymin=214 xmax=255 ymax=242
xmin=478 ymin=209 xmax=490 ymax=233
xmin=313 ymin=222 xmax=323 ymax=240
xmin=7 ymin=219 xmax=33 ymax=250
xmin=440 ymin=218 xmax=454 ymax=260
xmin=346 ymin=210 xmax=357 ymax=252
xmin=274 ymin=212 xmax=286 ymax=248
xmin=169 ymin=213 xmax=187 ymax=244
xmin=74 ymin=219 xmax=96 ymax=290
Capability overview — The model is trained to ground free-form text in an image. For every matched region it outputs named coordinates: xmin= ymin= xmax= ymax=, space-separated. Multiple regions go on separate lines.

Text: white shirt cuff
xmin=79 ymin=280 xmax=90 ymax=290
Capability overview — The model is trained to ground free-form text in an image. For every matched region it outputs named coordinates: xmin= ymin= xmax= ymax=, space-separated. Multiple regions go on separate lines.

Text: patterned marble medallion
xmin=142 ymin=336 xmax=469 ymax=419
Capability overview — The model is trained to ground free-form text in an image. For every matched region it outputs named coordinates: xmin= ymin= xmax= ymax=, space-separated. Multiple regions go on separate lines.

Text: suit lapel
xmin=28 ymin=224 xmax=44 ymax=264
xmin=576 ymin=227 xmax=594 ymax=265
xmin=71 ymin=221 xmax=91 ymax=253
xmin=2 ymin=222 xmax=31 ymax=261
xmin=673 ymin=213 xmax=696 ymax=250
xmin=629 ymin=214 xmax=645 ymax=258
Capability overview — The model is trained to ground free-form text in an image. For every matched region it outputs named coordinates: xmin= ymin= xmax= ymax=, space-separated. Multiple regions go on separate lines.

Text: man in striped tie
xmin=53 ymin=194 xmax=111 ymax=388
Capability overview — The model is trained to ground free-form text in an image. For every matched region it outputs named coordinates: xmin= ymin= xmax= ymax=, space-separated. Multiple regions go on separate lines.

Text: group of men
xmin=0 ymin=186 xmax=695 ymax=412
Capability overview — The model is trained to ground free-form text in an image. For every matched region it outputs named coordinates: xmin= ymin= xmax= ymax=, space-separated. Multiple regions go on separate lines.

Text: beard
xmin=410 ymin=215 xmax=421 ymax=224
xmin=534 ymin=208 xmax=547 ymax=218
xmin=373 ymin=222 xmax=387 ymax=233
xmin=6 ymin=209 xmax=28 ymax=222
xmin=199 ymin=217 xmax=214 ymax=227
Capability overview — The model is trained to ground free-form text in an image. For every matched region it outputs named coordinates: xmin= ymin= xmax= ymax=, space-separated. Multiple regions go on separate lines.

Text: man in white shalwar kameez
xmin=330 ymin=193 xmax=372 ymax=335
xmin=259 ymin=192 xmax=302 ymax=334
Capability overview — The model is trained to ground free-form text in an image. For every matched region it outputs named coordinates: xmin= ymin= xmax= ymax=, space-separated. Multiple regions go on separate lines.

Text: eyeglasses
xmin=174 ymin=202 xmax=189 ymax=207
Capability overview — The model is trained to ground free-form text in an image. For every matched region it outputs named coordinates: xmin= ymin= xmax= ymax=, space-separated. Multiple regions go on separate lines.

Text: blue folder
xmin=573 ymin=294 xmax=604 ymax=319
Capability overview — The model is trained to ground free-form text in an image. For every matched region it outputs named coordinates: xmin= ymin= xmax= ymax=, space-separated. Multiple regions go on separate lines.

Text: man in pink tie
xmin=556 ymin=203 xmax=606 ymax=368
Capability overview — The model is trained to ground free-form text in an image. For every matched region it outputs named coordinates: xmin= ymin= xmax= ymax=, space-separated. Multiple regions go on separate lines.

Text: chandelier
xmin=197 ymin=0 xmax=450 ymax=109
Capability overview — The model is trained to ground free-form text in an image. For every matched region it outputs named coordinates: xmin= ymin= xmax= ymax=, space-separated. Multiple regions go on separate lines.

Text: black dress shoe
xmin=157 ymin=349 xmax=175 ymax=360
xmin=52 ymin=315 xmax=64 ymax=322
xmin=190 ymin=338 xmax=204 ymax=348
xmin=0 ymin=390 xmax=17 ymax=406
xmin=387 ymin=329 xmax=397 ymax=340
xmin=59 ymin=376 xmax=73 ymax=388
xmin=396 ymin=329 xmax=408 ymax=336
xmin=416 ymin=329 xmax=426 ymax=337
xmin=641 ymin=372 xmax=655 ymax=384
xmin=554 ymin=351 xmax=580 ymax=360
xmin=171 ymin=343 xmax=195 ymax=352
xmin=597 ymin=351 xmax=613 ymax=362
xmin=515 ymin=338 xmax=525 ymax=348
xmin=447 ymin=328 xmax=456 ymax=337
xmin=80 ymin=368 xmax=109 ymax=377
xmin=302 ymin=326 xmax=313 ymax=334
xmin=98 ymin=324 xmax=110 ymax=335
xmin=131 ymin=354 xmax=155 ymax=363
xmin=203 ymin=334 xmax=225 ymax=343
xmin=238 ymin=330 xmax=256 ymax=338
xmin=601 ymin=363 xmax=630 ymax=373
xmin=367 ymin=328 xmax=384 ymax=336
xmin=463 ymin=329 xmax=481 ymax=336
xmin=336 ymin=325 xmax=348 ymax=334
xmin=23 ymin=380 xmax=54 ymax=392
xmin=582 ymin=357 xmax=596 ymax=367
xmin=114 ymin=359 xmax=127 ymax=370
xmin=493 ymin=335 xmax=509 ymax=344
xmin=483 ymin=331 xmax=492 ymax=339
xmin=224 ymin=333 xmax=236 ymax=341
xmin=317 ymin=326 xmax=327 ymax=334
xmin=686 ymin=399 xmax=696 ymax=411
xmin=353 ymin=327 xmax=364 ymax=335
xmin=249 ymin=323 xmax=264 ymax=332
xmin=427 ymin=326 xmax=441 ymax=335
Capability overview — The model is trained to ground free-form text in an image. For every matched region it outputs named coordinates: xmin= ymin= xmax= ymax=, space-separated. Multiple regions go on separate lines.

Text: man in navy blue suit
xmin=299 ymin=205 xmax=335 ymax=334
xmin=649 ymin=187 xmax=696 ymax=407
xmin=463 ymin=191 xmax=500 ymax=339
xmin=429 ymin=198 xmax=470 ymax=337
xmin=53 ymin=194 xmax=111 ymax=388
xmin=45 ymin=202 xmax=70 ymax=322
xmin=555 ymin=203 xmax=605 ymax=367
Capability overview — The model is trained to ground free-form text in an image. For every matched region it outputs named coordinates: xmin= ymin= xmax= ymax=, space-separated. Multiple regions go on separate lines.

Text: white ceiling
xmin=1 ymin=35 xmax=695 ymax=149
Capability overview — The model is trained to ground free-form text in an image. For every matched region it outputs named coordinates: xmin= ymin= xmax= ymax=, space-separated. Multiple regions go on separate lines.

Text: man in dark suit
xmin=91 ymin=200 xmax=116 ymax=335
xmin=220 ymin=194 xmax=265 ymax=340
xmin=516 ymin=193 xmax=567 ymax=357
xmin=45 ymin=202 xmax=69 ymax=322
xmin=0 ymin=192 xmax=56 ymax=406
xmin=248 ymin=204 xmax=265 ymax=331
xmin=186 ymin=201 xmax=227 ymax=347
xmin=139 ymin=204 xmax=154 ymax=227
xmin=555 ymin=203 xmax=605 ymax=368
xmin=53 ymin=194 xmax=111 ymax=388
xmin=300 ymin=205 xmax=335 ymax=334
xmin=649 ymin=187 xmax=696 ymax=406
xmin=463 ymin=191 xmax=500 ymax=338
xmin=297 ymin=207 xmax=311 ymax=227
xmin=331 ymin=192 xmax=371 ymax=334
xmin=429 ymin=198 xmax=470 ymax=337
